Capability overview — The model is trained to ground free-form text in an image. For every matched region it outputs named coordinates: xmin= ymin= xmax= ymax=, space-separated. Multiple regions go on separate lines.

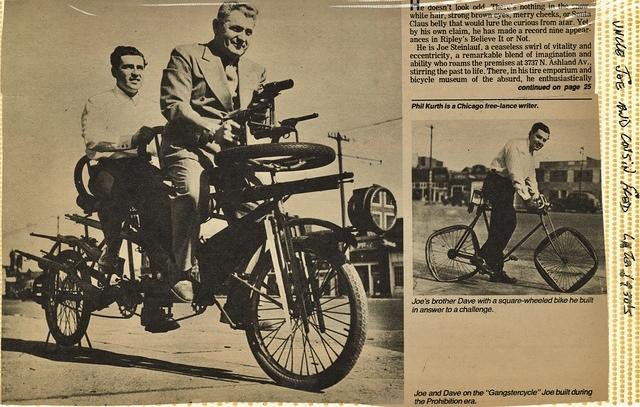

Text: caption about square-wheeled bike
xmin=411 ymin=296 xmax=595 ymax=314
xmin=412 ymin=387 xmax=594 ymax=404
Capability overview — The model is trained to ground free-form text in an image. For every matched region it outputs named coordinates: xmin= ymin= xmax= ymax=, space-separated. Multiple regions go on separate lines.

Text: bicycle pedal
xmin=109 ymin=274 xmax=121 ymax=286
xmin=477 ymin=268 xmax=491 ymax=276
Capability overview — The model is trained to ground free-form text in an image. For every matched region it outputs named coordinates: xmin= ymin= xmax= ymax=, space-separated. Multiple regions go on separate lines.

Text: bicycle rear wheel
xmin=43 ymin=250 xmax=92 ymax=346
xmin=425 ymin=225 xmax=480 ymax=282
xmin=534 ymin=227 xmax=598 ymax=292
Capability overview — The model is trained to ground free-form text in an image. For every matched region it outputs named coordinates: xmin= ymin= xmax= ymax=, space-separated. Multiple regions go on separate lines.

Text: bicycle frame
xmin=456 ymin=203 xmax=554 ymax=263
xmin=20 ymin=169 xmax=353 ymax=326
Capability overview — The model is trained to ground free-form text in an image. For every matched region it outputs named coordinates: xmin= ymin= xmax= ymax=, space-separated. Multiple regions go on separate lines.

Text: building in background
xmin=412 ymin=157 xmax=602 ymax=210
xmin=536 ymin=157 xmax=602 ymax=200
xmin=349 ymin=219 xmax=403 ymax=298
xmin=448 ymin=165 xmax=489 ymax=206
xmin=412 ymin=157 xmax=449 ymax=203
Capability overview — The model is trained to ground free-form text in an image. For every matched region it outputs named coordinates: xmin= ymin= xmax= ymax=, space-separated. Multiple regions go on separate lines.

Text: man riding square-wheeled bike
xmin=18 ymin=78 xmax=399 ymax=391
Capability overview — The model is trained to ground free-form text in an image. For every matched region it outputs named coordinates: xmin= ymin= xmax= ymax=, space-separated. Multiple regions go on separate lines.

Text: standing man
xmin=478 ymin=122 xmax=550 ymax=283
xmin=82 ymin=46 xmax=178 ymax=332
xmin=160 ymin=1 xmax=265 ymax=299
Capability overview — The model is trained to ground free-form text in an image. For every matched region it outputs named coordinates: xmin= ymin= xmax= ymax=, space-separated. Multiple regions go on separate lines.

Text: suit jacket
xmin=160 ymin=41 xmax=266 ymax=161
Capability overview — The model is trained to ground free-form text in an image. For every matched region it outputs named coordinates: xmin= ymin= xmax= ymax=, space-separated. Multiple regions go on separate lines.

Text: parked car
xmin=560 ymin=191 xmax=602 ymax=213
xmin=550 ymin=197 xmax=567 ymax=212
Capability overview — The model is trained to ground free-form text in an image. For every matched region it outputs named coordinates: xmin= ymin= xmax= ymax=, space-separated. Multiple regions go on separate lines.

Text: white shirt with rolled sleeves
xmin=81 ymin=87 xmax=163 ymax=160
xmin=489 ymin=138 xmax=539 ymax=201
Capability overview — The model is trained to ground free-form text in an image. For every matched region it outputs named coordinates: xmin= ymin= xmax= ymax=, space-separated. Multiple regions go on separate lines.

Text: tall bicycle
xmin=421 ymin=191 xmax=598 ymax=292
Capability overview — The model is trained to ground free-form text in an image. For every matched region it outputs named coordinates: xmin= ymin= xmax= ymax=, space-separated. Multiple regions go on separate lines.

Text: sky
xmin=411 ymin=118 xmax=601 ymax=172
xmin=1 ymin=0 xmax=401 ymax=260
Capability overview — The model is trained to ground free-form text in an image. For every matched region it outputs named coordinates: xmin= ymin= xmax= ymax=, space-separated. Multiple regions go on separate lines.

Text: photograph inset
xmin=412 ymin=119 xmax=606 ymax=296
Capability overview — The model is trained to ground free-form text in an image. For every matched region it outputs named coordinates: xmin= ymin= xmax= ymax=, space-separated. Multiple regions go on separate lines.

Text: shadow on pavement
xmin=1 ymin=337 xmax=273 ymax=386
xmin=412 ymin=264 xmax=561 ymax=296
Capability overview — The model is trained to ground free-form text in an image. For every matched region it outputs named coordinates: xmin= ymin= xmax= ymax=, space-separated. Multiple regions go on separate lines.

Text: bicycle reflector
xmin=348 ymin=185 xmax=397 ymax=234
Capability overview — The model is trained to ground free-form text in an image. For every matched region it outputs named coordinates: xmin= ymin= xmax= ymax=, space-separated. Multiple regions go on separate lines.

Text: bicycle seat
xmin=74 ymin=156 xmax=99 ymax=215
xmin=467 ymin=189 xmax=490 ymax=213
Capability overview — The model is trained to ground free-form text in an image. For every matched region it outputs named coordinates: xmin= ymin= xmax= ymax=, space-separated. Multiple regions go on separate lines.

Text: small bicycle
xmin=421 ymin=190 xmax=598 ymax=293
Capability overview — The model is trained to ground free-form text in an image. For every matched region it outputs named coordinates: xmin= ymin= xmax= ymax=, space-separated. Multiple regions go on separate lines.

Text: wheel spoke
xmin=308 ymin=319 xmax=338 ymax=361
xmin=320 ymin=300 xmax=350 ymax=312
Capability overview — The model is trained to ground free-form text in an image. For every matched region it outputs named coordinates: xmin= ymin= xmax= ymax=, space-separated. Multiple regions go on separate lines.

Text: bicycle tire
xmin=245 ymin=237 xmax=367 ymax=390
xmin=43 ymin=250 xmax=92 ymax=346
xmin=425 ymin=225 xmax=480 ymax=282
xmin=533 ymin=227 xmax=598 ymax=293
xmin=215 ymin=143 xmax=335 ymax=172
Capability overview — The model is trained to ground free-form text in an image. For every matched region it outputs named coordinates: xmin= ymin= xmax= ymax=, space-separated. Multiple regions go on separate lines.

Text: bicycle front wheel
xmin=245 ymin=237 xmax=367 ymax=390
xmin=534 ymin=227 xmax=598 ymax=292
xmin=426 ymin=225 xmax=480 ymax=282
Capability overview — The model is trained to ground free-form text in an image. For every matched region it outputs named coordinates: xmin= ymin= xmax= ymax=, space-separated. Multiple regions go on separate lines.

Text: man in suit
xmin=160 ymin=1 xmax=265 ymax=303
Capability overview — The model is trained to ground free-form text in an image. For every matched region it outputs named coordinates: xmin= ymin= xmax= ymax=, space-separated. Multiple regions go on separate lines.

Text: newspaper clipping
xmin=1 ymin=0 xmax=638 ymax=405
xmin=406 ymin=0 xmax=611 ymax=405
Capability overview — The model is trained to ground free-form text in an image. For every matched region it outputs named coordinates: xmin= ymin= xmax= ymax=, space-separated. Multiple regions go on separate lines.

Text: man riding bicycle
xmin=81 ymin=46 xmax=179 ymax=332
xmin=160 ymin=1 xmax=265 ymax=320
xmin=478 ymin=122 xmax=550 ymax=283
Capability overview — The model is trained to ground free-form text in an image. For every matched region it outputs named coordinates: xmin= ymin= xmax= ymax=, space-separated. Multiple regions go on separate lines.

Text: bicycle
xmin=421 ymin=190 xmax=598 ymax=293
xmin=18 ymin=79 xmax=398 ymax=390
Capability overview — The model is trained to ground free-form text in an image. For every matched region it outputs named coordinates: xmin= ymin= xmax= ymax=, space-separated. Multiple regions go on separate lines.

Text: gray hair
xmin=216 ymin=1 xmax=259 ymax=22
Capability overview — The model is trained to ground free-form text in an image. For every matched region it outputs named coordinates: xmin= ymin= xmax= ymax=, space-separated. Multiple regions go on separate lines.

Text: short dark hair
xmin=216 ymin=1 xmax=258 ymax=25
xmin=530 ymin=122 xmax=550 ymax=136
xmin=110 ymin=46 xmax=147 ymax=77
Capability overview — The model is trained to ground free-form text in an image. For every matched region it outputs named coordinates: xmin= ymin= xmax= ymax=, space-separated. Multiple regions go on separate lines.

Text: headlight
xmin=348 ymin=185 xmax=397 ymax=234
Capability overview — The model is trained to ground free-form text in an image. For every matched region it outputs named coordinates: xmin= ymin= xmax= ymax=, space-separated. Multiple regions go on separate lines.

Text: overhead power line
xmin=338 ymin=117 xmax=401 ymax=133
xmin=342 ymin=154 xmax=382 ymax=165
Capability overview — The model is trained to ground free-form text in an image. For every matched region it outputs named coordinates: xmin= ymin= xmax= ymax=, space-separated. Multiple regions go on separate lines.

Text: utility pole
xmin=578 ymin=146 xmax=585 ymax=192
xmin=329 ymin=132 xmax=350 ymax=227
xmin=427 ymin=125 xmax=433 ymax=203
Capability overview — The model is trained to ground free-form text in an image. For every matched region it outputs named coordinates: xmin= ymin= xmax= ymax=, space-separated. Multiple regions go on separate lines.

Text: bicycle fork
xmin=263 ymin=209 xmax=313 ymax=334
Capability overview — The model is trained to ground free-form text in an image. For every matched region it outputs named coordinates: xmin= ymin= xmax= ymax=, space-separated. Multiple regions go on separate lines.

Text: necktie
xmin=225 ymin=64 xmax=239 ymax=102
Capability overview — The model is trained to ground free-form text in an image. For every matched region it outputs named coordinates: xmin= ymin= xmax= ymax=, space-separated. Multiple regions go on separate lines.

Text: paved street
xmin=1 ymin=298 xmax=403 ymax=405
xmin=413 ymin=202 xmax=607 ymax=295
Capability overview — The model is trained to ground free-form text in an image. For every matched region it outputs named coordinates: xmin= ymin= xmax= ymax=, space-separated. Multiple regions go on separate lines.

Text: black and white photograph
xmin=1 ymin=1 xmax=403 ymax=404
xmin=412 ymin=119 xmax=606 ymax=296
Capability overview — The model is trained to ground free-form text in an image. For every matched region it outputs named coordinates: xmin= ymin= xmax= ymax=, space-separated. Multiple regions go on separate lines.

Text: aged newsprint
xmin=0 ymin=0 xmax=638 ymax=405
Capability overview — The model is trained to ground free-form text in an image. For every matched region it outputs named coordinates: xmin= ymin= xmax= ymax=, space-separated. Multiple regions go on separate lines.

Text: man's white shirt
xmin=81 ymin=86 xmax=163 ymax=160
xmin=489 ymin=138 xmax=539 ymax=201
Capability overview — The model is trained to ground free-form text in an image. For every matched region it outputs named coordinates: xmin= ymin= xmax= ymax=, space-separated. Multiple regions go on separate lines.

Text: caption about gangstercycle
xmin=411 ymin=296 xmax=595 ymax=314
xmin=413 ymin=387 xmax=593 ymax=404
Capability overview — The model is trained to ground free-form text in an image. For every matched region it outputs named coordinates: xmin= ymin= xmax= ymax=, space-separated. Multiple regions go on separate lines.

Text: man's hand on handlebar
xmin=527 ymin=193 xmax=549 ymax=213
xmin=204 ymin=120 xmax=241 ymax=147
xmin=133 ymin=126 xmax=157 ymax=147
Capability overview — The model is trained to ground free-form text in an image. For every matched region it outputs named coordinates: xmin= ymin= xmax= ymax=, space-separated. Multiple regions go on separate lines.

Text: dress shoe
xmin=141 ymin=306 xmax=180 ymax=333
xmin=470 ymin=256 xmax=492 ymax=275
xmin=257 ymin=320 xmax=280 ymax=331
xmin=170 ymin=280 xmax=194 ymax=303
xmin=489 ymin=271 xmax=517 ymax=284
xmin=145 ymin=318 xmax=180 ymax=333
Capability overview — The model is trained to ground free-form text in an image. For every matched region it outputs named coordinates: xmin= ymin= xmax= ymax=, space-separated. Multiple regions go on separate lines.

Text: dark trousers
xmin=89 ymin=157 xmax=172 ymax=273
xmin=479 ymin=172 xmax=516 ymax=273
